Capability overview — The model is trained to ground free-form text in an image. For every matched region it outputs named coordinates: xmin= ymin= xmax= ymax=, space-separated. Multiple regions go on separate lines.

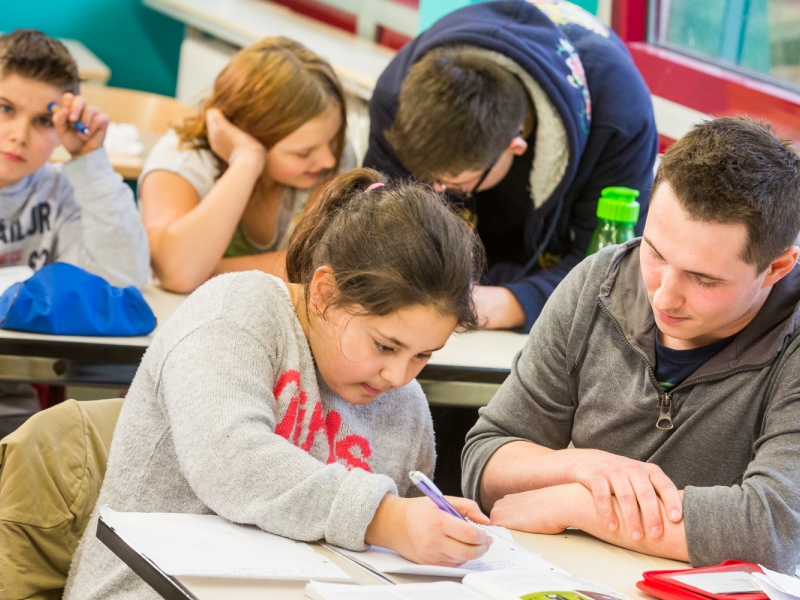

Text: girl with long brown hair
xmin=65 ymin=169 xmax=490 ymax=598
xmin=139 ymin=37 xmax=353 ymax=293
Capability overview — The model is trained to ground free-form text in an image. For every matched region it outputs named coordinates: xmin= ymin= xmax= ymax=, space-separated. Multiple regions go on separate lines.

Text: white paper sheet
xmin=672 ymin=572 xmax=763 ymax=594
xmin=0 ymin=266 xmax=33 ymax=297
xmin=306 ymin=580 xmax=486 ymax=600
xmin=99 ymin=506 xmax=352 ymax=581
xmin=333 ymin=533 xmax=567 ymax=578
xmin=753 ymin=566 xmax=800 ymax=600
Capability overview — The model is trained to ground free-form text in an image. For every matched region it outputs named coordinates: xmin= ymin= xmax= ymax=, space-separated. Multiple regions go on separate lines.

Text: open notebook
xmin=325 ymin=527 xmax=568 ymax=578
xmin=306 ymin=568 xmax=632 ymax=600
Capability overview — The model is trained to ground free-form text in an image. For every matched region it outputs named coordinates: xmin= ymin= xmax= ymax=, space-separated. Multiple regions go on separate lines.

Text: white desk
xmin=60 ymin=39 xmax=111 ymax=85
xmin=99 ymin=515 xmax=687 ymax=600
xmin=0 ymin=285 xmax=184 ymax=386
xmin=145 ymin=0 xmax=397 ymax=99
xmin=0 ymin=284 xmax=526 ymax=395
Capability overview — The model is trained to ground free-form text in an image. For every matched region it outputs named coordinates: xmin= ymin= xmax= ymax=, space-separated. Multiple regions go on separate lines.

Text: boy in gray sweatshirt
xmin=463 ymin=117 xmax=800 ymax=573
xmin=0 ymin=31 xmax=150 ymax=436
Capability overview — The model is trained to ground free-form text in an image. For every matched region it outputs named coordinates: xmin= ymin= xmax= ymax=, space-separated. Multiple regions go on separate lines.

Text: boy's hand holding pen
xmin=49 ymin=92 xmax=109 ymax=159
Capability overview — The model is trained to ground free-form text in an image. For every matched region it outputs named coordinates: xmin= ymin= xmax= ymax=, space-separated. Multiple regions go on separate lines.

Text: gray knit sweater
xmin=0 ymin=148 xmax=149 ymax=288
xmin=64 ymin=272 xmax=435 ymax=599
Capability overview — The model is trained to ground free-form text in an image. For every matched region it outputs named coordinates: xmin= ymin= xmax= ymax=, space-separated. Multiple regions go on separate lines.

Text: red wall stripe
xmin=629 ymin=42 xmax=800 ymax=144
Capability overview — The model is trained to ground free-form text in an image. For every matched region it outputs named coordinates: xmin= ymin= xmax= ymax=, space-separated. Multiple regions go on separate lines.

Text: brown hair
xmin=286 ymin=168 xmax=485 ymax=330
xmin=0 ymin=30 xmax=79 ymax=94
xmin=653 ymin=117 xmax=800 ymax=273
xmin=385 ymin=45 xmax=529 ymax=182
xmin=177 ymin=37 xmax=347 ymax=170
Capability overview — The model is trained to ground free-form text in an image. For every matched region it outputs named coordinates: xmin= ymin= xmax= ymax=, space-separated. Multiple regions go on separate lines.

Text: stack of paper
xmin=100 ymin=506 xmax=353 ymax=581
xmin=753 ymin=567 xmax=800 ymax=600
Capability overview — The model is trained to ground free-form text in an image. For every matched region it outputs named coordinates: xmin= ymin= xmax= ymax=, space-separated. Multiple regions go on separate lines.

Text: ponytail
xmin=285 ymin=168 xmax=484 ymax=331
xmin=286 ymin=168 xmax=386 ymax=284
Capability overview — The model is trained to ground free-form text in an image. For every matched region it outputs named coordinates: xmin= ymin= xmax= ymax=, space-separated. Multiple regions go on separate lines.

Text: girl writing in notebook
xmin=139 ymin=37 xmax=355 ymax=293
xmin=65 ymin=169 xmax=492 ymax=598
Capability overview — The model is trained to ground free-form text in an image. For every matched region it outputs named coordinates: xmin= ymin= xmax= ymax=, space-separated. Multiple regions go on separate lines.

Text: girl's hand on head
xmin=205 ymin=107 xmax=266 ymax=171
xmin=365 ymin=495 xmax=492 ymax=567
xmin=53 ymin=92 xmax=109 ymax=159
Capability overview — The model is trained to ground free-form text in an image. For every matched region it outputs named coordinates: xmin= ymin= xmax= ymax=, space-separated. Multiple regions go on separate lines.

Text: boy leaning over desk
xmin=0 ymin=30 xmax=150 ymax=437
xmin=463 ymin=117 xmax=800 ymax=573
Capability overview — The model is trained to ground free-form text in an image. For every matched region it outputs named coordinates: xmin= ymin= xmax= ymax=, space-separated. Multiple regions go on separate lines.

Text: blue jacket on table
xmin=364 ymin=0 xmax=658 ymax=332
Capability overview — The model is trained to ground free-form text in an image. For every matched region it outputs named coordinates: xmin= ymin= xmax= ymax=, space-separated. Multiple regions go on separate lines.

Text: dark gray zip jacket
xmin=463 ymin=239 xmax=800 ymax=572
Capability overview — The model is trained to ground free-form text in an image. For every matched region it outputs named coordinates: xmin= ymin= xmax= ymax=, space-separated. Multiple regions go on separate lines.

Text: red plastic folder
xmin=637 ymin=560 xmax=768 ymax=600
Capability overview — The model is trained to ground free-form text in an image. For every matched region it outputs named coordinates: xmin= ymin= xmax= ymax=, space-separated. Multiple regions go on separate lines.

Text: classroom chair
xmin=0 ymin=398 xmax=124 ymax=600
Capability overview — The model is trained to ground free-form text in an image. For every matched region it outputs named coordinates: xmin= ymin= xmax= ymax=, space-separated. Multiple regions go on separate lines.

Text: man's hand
xmin=472 ymin=285 xmax=526 ymax=330
xmin=571 ymin=450 xmax=682 ymax=540
xmin=490 ymin=483 xmax=689 ymax=562
xmin=52 ymin=92 xmax=109 ymax=159
xmin=365 ymin=494 xmax=492 ymax=566
xmin=205 ymin=108 xmax=266 ymax=171
xmin=489 ymin=486 xmax=574 ymax=534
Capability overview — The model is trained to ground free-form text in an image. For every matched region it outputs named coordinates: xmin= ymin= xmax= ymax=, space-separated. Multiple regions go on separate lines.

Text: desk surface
xmin=0 ymin=283 xmax=526 ymax=386
xmin=145 ymin=0 xmax=397 ymax=95
xmin=49 ymin=130 xmax=160 ymax=181
xmin=100 ymin=515 xmax=687 ymax=600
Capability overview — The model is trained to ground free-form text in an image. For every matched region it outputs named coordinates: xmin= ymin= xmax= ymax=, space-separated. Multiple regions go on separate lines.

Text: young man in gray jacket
xmin=462 ymin=117 xmax=800 ymax=573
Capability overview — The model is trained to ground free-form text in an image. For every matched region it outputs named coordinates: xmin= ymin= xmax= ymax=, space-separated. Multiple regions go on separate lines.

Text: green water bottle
xmin=587 ymin=187 xmax=641 ymax=255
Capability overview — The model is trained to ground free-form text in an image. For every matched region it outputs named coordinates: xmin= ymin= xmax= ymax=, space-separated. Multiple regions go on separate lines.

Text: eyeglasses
xmin=434 ymin=127 xmax=523 ymax=201
xmin=438 ymin=160 xmax=495 ymax=201
xmin=435 ymin=158 xmax=496 ymax=228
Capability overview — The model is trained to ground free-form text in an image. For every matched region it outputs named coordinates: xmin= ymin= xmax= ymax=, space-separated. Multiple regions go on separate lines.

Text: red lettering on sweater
xmin=336 ymin=435 xmax=372 ymax=472
xmin=273 ymin=369 xmax=373 ymax=471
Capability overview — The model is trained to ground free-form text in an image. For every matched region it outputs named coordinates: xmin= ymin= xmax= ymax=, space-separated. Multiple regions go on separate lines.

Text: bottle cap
xmin=596 ymin=187 xmax=640 ymax=223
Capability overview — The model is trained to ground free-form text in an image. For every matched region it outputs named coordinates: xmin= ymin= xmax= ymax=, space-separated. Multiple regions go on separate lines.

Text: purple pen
xmin=409 ymin=470 xmax=466 ymax=520
xmin=48 ymin=102 xmax=90 ymax=135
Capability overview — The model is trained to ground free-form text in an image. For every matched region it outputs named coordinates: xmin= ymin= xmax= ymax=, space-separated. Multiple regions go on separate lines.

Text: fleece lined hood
xmin=370 ymin=0 xmax=636 ymax=208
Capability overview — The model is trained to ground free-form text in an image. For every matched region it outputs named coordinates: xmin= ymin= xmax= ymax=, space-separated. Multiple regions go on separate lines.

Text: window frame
xmin=613 ymin=0 xmax=800 ymax=149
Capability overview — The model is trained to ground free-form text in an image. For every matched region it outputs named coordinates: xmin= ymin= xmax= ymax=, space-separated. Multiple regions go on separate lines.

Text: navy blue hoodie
xmin=364 ymin=0 xmax=658 ymax=332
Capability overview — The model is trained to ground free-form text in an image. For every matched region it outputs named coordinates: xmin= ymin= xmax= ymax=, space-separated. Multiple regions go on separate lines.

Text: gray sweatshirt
xmin=0 ymin=148 xmax=149 ymax=288
xmin=65 ymin=272 xmax=435 ymax=599
xmin=463 ymin=240 xmax=800 ymax=573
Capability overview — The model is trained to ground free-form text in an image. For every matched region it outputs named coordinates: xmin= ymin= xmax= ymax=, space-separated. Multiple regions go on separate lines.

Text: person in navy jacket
xmin=364 ymin=0 xmax=658 ymax=333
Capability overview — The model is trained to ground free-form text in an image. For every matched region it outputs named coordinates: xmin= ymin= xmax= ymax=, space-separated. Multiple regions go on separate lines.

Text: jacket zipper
xmin=657 ymin=391 xmax=674 ymax=430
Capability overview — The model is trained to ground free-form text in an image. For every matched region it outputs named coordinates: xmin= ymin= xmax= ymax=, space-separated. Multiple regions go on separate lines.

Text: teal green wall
xmin=418 ymin=0 xmax=600 ymax=33
xmin=0 ymin=1 xmax=183 ymax=97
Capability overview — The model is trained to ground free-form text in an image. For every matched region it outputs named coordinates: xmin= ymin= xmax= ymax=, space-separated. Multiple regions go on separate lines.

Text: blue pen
xmin=47 ymin=102 xmax=90 ymax=135
xmin=409 ymin=470 xmax=467 ymax=520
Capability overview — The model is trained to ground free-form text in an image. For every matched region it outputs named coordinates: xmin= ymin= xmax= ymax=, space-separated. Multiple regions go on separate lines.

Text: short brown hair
xmin=178 ymin=37 xmax=346 ymax=172
xmin=653 ymin=117 xmax=800 ymax=273
xmin=386 ymin=46 xmax=528 ymax=182
xmin=286 ymin=168 xmax=485 ymax=330
xmin=0 ymin=30 xmax=79 ymax=94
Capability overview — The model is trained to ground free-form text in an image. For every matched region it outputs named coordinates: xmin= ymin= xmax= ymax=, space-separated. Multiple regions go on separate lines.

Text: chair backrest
xmin=0 ymin=398 xmax=124 ymax=600
xmin=80 ymin=85 xmax=197 ymax=134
